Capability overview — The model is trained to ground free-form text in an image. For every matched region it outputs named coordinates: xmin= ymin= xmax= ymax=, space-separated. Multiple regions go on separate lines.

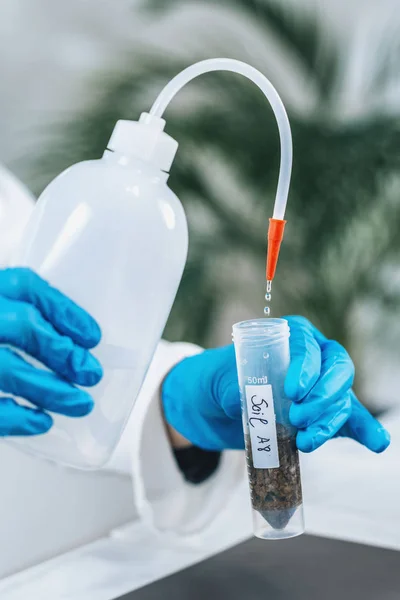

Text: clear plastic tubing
xmin=232 ymin=318 xmax=304 ymax=540
xmin=149 ymin=58 xmax=292 ymax=221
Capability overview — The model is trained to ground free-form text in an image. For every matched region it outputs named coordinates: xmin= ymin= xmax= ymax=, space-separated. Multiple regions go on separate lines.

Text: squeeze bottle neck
xmin=106 ymin=113 xmax=178 ymax=173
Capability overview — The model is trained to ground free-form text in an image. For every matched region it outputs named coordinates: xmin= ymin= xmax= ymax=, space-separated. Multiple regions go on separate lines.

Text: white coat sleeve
xmin=0 ymin=163 xmax=35 ymax=267
xmin=105 ymin=340 xmax=246 ymax=538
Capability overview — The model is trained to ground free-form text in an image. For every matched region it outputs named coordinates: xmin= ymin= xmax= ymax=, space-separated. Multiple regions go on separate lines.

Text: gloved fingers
xmin=284 ymin=316 xmax=322 ymax=402
xmin=180 ymin=417 xmax=245 ymax=452
xmin=0 ymin=297 xmax=102 ymax=386
xmin=211 ymin=418 xmax=245 ymax=450
xmin=0 ymin=348 xmax=94 ymax=417
xmin=0 ymin=397 xmax=53 ymax=436
xmin=0 ymin=268 xmax=101 ymax=349
xmin=289 ymin=339 xmax=354 ymax=429
xmin=193 ymin=417 xmax=244 ymax=451
xmin=162 ymin=344 xmax=245 ymax=450
xmin=296 ymin=392 xmax=352 ymax=452
xmin=336 ymin=391 xmax=390 ymax=453
xmin=175 ymin=344 xmax=241 ymax=420
xmin=220 ymin=377 xmax=242 ymax=420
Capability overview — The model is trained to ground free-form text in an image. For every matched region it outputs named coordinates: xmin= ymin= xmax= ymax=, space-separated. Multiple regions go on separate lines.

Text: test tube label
xmin=245 ymin=385 xmax=279 ymax=469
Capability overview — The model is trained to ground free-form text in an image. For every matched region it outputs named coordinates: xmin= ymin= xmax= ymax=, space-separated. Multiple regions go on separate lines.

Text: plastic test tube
xmin=232 ymin=318 xmax=304 ymax=540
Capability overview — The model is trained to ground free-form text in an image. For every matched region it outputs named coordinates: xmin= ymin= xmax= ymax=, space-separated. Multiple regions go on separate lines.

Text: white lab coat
xmin=0 ymin=163 xmax=246 ymax=576
xmin=3 ymin=163 xmax=400 ymax=600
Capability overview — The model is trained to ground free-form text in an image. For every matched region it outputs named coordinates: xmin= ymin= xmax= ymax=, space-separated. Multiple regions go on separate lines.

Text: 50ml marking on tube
xmin=245 ymin=385 xmax=279 ymax=469
xmin=247 ymin=376 xmax=268 ymax=385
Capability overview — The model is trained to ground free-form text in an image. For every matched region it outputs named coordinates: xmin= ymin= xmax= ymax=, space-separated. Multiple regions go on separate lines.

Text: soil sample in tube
xmin=245 ymin=424 xmax=303 ymax=530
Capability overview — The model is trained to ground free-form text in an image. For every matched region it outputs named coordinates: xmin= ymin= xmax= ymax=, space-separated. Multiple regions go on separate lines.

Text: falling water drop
xmin=264 ymin=306 xmax=270 ymax=316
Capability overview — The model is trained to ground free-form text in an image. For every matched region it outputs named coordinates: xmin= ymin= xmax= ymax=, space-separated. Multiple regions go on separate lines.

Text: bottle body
xmin=232 ymin=318 xmax=304 ymax=540
xmin=11 ymin=152 xmax=188 ymax=469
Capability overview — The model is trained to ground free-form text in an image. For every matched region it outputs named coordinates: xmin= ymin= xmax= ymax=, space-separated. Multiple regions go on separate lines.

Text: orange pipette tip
xmin=266 ymin=218 xmax=286 ymax=281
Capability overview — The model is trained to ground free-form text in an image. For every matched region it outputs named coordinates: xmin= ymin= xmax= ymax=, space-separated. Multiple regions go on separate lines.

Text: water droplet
xmin=266 ymin=280 xmax=272 ymax=293
xmin=263 ymin=352 xmax=269 ymax=359
xmin=265 ymin=293 xmax=271 ymax=302
xmin=264 ymin=306 xmax=270 ymax=316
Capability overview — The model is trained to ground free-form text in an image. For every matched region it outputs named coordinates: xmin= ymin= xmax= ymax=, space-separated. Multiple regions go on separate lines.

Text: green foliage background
xmin=24 ymin=1 xmax=400 ymax=401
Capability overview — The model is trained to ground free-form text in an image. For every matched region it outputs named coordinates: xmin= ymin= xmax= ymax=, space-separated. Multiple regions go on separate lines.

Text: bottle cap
xmin=107 ymin=113 xmax=178 ymax=172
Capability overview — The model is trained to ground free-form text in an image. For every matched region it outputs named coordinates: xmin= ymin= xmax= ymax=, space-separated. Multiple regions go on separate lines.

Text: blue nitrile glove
xmin=0 ymin=268 xmax=103 ymax=436
xmin=162 ymin=315 xmax=390 ymax=453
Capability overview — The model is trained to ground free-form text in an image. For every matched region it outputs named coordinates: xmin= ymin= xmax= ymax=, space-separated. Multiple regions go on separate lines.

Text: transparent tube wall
xmin=233 ymin=318 xmax=304 ymax=540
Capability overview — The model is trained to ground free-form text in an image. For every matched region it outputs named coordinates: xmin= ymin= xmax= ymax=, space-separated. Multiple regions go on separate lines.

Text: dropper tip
xmin=266 ymin=218 xmax=286 ymax=282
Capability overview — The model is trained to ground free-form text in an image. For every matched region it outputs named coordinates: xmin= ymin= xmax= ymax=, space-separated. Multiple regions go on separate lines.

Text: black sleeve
xmin=173 ymin=446 xmax=222 ymax=484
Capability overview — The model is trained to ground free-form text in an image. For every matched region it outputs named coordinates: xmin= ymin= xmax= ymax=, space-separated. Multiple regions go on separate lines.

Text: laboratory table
xmin=119 ymin=534 xmax=400 ymax=600
xmin=2 ymin=409 xmax=400 ymax=600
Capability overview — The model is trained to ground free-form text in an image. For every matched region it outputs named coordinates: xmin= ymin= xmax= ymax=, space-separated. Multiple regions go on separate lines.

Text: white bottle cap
xmin=107 ymin=113 xmax=178 ymax=172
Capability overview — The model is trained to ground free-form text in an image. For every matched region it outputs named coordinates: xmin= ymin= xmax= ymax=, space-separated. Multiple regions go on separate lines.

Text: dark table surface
xmin=118 ymin=534 xmax=400 ymax=600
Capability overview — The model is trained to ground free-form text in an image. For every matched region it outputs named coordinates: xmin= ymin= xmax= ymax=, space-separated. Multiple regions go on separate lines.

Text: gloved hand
xmin=162 ymin=315 xmax=390 ymax=453
xmin=0 ymin=268 xmax=103 ymax=436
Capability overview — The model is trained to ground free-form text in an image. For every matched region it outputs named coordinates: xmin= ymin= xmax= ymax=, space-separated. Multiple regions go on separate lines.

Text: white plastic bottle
xmin=12 ymin=113 xmax=188 ymax=469
xmin=11 ymin=58 xmax=293 ymax=471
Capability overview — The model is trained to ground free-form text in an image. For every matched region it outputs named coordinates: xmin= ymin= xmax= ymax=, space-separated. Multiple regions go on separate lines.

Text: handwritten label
xmin=245 ymin=384 xmax=279 ymax=469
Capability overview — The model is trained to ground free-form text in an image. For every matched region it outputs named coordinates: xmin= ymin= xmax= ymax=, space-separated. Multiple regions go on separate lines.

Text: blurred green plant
xmin=27 ymin=0 xmax=400 ymax=375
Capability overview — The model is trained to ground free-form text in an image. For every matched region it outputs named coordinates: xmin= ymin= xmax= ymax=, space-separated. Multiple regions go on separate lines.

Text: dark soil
xmin=245 ymin=424 xmax=303 ymax=530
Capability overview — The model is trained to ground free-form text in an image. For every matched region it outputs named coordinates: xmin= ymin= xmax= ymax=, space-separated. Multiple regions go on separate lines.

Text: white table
xmin=0 ymin=408 xmax=398 ymax=600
